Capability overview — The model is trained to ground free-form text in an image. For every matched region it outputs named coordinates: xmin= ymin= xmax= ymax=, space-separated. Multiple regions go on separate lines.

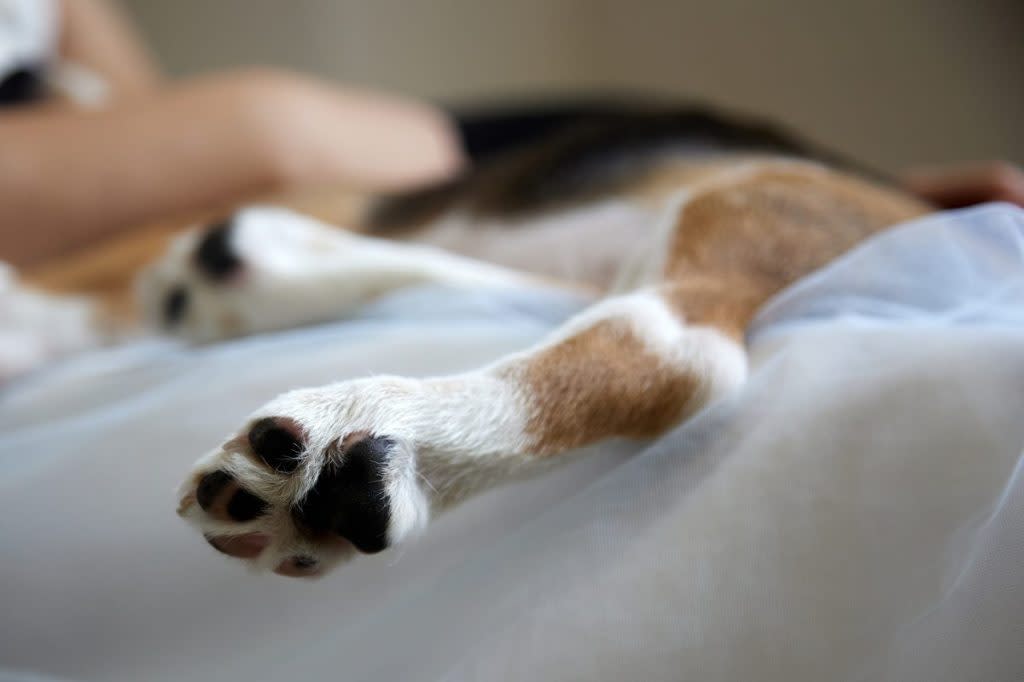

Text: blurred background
xmin=121 ymin=0 xmax=1024 ymax=173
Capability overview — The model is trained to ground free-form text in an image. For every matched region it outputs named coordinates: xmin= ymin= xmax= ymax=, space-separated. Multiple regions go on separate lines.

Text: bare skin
xmin=901 ymin=161 xmax=1024 ymax=210
xmin=0 ymin=70 xmax=463 ymax=267
xmin=0 ymin=2 xmax=463 ymax=267
xmin=58 ymin=0 xmax=164 ymax=98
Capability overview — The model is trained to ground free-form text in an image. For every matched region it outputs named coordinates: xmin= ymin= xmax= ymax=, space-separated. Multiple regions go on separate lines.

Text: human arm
xmin=0 ymin=70 xmax=463 ymax=267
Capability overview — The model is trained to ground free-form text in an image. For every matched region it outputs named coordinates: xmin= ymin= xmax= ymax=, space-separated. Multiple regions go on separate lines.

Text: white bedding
xmin=2 ymin=204 xmax=1023 ymax=681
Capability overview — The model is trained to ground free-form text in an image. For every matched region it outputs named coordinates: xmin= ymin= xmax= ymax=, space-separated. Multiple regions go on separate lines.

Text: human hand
xmin=900 ymin=161 xmax=1024 ymax=209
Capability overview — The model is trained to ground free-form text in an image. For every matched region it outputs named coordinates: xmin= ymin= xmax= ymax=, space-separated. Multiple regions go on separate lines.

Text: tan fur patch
xmin=520 ymin=319 xmax=700 ymax=455
xmin=22 ymin=221 xmax=180 ymax=326
xmin=660 ymin=162 xmax=931 ymax=335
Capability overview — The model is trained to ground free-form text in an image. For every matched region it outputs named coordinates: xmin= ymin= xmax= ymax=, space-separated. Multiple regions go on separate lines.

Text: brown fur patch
xmin=21 ymin=221 xmax=179 ymax=326
xmin=519 ymin=318 xmax=700 ymax=455
xmin=660 ymin=162 xmax=931 ymax=335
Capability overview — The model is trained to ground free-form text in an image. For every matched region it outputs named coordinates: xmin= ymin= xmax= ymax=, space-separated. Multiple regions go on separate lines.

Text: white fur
xmin=420 ymin=199 xmax=660 ymax=289
xmin=138 ymin=206 xmax=549 ymax=343
xmin=0 ymin=262 xmax=110 ymax=383
xmin=611 ymin=190 xmax=692 ymax=292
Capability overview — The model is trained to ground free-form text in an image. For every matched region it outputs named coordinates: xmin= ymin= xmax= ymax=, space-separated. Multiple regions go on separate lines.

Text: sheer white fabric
xmin=0 ymin=0 xmax=56 ymax=79
xmin=2 ymin=204 xmax=1022 ymax=681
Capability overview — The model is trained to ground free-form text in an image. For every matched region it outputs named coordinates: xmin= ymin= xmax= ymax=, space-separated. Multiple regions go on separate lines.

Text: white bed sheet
xmin=2 ymin=204 xmax=1023 ymax=681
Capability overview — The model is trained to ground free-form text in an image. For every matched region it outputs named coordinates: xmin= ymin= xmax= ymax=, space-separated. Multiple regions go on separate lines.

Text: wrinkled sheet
xmin=2 ymin=204 xmax=1023 ymax=681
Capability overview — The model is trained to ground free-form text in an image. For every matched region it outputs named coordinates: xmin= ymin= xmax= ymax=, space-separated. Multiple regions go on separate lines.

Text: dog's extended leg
xmin=138 ymin=206 xmax=550 ymax=341
xmin=175 ymin=286 xmax=747 ymax=575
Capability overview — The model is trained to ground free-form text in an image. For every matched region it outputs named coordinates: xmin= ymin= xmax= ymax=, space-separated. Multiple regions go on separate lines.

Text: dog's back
xmin=360 ymin=103 xmax=931 ymax=295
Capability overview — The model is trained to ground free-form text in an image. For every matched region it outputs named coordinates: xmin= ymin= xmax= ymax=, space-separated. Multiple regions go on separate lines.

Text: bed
xmin=2 ymin=204 xmax=1023 ymax=681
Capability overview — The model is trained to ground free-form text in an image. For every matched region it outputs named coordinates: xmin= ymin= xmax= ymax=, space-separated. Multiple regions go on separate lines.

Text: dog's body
xmin=22 ymin=106 xmax=933 ymax=576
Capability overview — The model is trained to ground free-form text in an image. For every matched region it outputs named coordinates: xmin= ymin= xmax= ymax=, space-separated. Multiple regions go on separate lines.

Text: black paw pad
xmin=248 ymin=417 xmax=304 ymax=474
xmin=227 ymin=489 xmax=269 ymax=522
xmin=194 ymin=219 xmax=243 ymax=281
xmin=196 ymin=470 xmax=269 ymax=522
xmin=196 ymin=470 xmax=231 ymax=512
xmin=292 ymin=435 xmax=394 ymax=554
xmin=163 ymin=285 xmax=189 ymax=326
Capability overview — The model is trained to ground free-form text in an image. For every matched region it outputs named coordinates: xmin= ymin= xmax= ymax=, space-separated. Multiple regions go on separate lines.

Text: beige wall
xmin=121 ymin=0 xmax=1024 ymax=172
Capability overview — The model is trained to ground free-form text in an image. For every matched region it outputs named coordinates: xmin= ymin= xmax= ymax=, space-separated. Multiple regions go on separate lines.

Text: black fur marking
xmin=196 ymin=470 xmax=231 ymax=512
xmin=194 ymin=219 xmax=242 ymax=281
xmin=0 ymin=65 xmax=46 ymax=106
xmin=248 ymin=418 xmax=303 ymax=474
xmin=292 ymin=435 xmax=394 ymax=554
xmin=367 ymin=100 xmax=889 ymax=232
xmin=227 ymin=489 xmax=269 ymax=522
xmin=163 ymin=285 xmax=188 ymax=325
xmin=364 ymin=179 xmax=468 ymax=234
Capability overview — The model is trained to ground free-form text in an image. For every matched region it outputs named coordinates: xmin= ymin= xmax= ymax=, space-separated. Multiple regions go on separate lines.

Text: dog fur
xmin=24 ymin=106 xmax=933 ymax=577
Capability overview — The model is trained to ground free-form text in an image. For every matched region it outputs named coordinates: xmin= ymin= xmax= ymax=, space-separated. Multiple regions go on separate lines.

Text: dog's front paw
xmin=177 ymin=380 xmax=431 ymax=577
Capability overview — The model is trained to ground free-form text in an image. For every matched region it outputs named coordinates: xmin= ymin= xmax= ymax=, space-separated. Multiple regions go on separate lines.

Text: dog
xmin=25 ymin=104 xmax=935 ymax=577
